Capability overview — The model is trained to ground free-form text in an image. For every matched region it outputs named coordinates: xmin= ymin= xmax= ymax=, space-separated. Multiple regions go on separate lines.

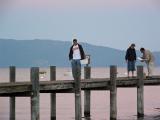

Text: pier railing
xmin=0 ymin=66 xmax=160 ymax=120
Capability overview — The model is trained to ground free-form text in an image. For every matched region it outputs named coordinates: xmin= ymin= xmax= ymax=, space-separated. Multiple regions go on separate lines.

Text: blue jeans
xmin=127 ymin=61 xmax=135 ymax=71
xmin=71 ymin=59 xmax=81 ymax=79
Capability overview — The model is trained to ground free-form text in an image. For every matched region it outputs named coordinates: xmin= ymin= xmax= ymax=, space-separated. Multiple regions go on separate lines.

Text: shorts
xmin=127 ymin=61 xmax=135 ymax=71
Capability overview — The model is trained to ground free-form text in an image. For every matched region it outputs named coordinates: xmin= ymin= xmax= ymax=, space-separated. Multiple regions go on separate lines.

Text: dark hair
xmin=140 ymin=47 xmax=145 ymax=51
xmin=131 ymin=43 xmax=135 ymax=47
xmin=73 ymin=39 xmax=77 ymax=42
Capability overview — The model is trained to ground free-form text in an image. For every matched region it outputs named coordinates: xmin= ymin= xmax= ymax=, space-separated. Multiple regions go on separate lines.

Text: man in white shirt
xmin=140 ymin=47 xmax=155 ymax=77
xmin=69 ymin=39 xmax=85 ymax=79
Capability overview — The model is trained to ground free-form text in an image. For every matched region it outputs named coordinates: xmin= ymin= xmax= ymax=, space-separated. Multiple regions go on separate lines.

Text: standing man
xmin=69 ymin=39 xmax=85 ymax=79
xmin=140 ymin=48 xmax=155 ymax=77
xmin=125 ymin=43 xmax=137 ymax=77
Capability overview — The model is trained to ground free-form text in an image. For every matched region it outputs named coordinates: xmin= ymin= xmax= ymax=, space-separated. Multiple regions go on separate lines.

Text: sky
xmin=0 ymin=0 xmax=160 ymax=51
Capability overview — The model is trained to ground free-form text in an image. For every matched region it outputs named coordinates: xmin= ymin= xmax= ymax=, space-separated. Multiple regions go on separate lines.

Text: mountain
xmin=0 ymin=39 xmax=159 ymax=67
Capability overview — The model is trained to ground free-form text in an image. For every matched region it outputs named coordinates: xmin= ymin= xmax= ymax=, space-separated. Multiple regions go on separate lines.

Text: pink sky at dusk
xmin=1 ymin=0 xmax=160 ymax=51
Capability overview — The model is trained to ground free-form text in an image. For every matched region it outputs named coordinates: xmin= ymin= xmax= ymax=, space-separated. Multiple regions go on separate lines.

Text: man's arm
xmin=134 ymin=49 xmax=137 ymax=61
xmin=69 ymin=46 xmax=73 ymax=60
xmin=125 ymin=49 xmax=128 ymax=61
xmin=79 ymin=44 xmax=85 ymax=60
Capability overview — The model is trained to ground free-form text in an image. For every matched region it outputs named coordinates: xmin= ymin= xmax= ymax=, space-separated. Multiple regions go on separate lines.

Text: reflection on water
xmin=0 ymin=67 xmax=160 ymax=120
xmin=83 ymin=117 xmax=91 ymax=120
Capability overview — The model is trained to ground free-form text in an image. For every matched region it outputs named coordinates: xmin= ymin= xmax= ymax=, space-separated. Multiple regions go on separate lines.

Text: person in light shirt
xmin=69 ymin=39 xmax=85 ymax=79
xmin=140 ymin=47 xmax=155 ymax=77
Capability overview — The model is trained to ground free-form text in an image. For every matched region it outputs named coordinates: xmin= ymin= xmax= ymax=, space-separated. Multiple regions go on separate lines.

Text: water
xmin=0 ymin=67 xmax=160 ymax=120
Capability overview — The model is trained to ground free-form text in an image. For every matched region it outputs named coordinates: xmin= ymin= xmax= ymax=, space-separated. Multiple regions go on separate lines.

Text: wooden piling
xmin=9 ymin=66 xmax=16 ymax=120
xmin=31 ymin=67 xmax=40 ymax=120
xmin=50 ymin=66 xmax=56 ymax=120
xmin=74 ymin=66 xmax=82 ymax=120
xmin=137 ymin=66 xmax=144 ymax=118
xmin=110 ymin=65 xmax=117 ymax=120
xmin=84 ymin=66 xmax=91 ymax=117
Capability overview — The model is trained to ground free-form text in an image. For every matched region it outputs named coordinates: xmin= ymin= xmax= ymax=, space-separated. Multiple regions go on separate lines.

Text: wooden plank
xmin=84 ymin=66 xmax=91 ymax=117
xmin=50 ymin=66 xmax=56 ymax=120
xmin=9 ymin=66 xmax=16 ymax=120
xmin=110 ymin=66 xmax=117 ymax=120
xmin=74 ymin=65 xmax=82 ymax=120
xmin=0 ymin=77 xmax=160 ymax=96
xmin=31 ymin=67 xmax=40 ymax=120
xmin=137 ymin=66 xmax=144 ymax=118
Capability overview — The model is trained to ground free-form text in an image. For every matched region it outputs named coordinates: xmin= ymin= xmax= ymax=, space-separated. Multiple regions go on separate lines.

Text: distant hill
xmin=0 ymin=39 xmax=159 ymax=67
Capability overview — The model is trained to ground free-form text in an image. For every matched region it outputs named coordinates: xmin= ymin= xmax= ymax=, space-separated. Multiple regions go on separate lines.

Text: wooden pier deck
xmin=0 ymin=66 xmax=160 ymax=120
xmin=0 ymin=76 xmax=160 ymax=96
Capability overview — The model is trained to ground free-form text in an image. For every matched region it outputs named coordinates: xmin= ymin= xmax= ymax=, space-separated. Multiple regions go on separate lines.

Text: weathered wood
xmin=1 ymin=66 xmax=160 ymax=120
xmin=50 ymin=66 xmax=56 ymax=120
xmin=110 ymin=66 xmax=117 ymax=120
xmin=74 ymin=66 xmax=82 ymax=120
xmin=137 ymin=66 xmax=144 ymax=118
xmin=9 ymin=66 xmax=16 ymax=120
xmin=84 ymin=66 xmax=91 ymax=117
xmin=0 ymin=77 xmax=160 ymax=96
xmin=31 ymin=67 xmax=40 ymax=120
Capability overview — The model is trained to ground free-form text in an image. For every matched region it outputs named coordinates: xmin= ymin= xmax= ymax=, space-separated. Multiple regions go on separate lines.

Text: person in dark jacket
xmin=125 ymin=43 xmax=136 ymax=77
xmin=69 ymin=39 xmax=85 ymax=79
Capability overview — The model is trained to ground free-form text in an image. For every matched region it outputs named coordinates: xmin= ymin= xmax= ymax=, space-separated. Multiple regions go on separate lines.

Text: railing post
xmin=50 ymin=66 xmax=56 ymax=120
xmin=10 ymin=66 xmax=16 ymax=120
xmin=74 ymin=65 xmax=82 ymax=120
xmin=137 ymin=66 xmax=144 ymax=118
xmin=110 ymin=65 xmax=117 ymax=120
xmin=84 ymin=66 xmax=91 ymax=117
xmin=31 ymin=67 xmax=40 ymax=120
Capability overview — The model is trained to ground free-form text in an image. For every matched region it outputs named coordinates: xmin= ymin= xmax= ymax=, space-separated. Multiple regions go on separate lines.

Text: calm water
xmin=0 ymin=67 xmax=160 ymax=120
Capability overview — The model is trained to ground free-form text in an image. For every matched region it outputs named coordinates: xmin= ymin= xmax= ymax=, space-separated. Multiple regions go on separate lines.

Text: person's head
xmin=140 ymin=47 xmax=145 ymax=53
xmin=73 ymin=39 xmax=78 ymax=45
xmin=130 ymin=43 xmax=135 ymax=49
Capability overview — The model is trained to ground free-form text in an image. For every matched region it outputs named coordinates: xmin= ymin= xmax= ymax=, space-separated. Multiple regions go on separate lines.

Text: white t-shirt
xmin=72 ymin=45 xmax=81 ymax=60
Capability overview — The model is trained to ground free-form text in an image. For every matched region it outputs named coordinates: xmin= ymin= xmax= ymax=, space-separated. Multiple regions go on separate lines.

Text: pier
xmin=0 ymin=66 xmax=160 ymax=120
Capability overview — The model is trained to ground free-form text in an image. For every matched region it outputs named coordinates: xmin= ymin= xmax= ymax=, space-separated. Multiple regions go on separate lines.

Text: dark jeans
xmin=127 ymin=61 xmax=135 ymax=71
xmin=71 ymin=59 xmax=81 ymax=79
